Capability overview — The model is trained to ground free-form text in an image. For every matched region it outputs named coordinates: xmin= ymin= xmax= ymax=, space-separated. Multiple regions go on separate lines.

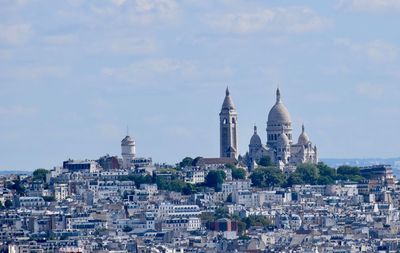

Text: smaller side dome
xmin=250 ymin=125 xmax=262 ymax=146
xmin=277 ymin=133 xmax=289 ymax=146
xmin=297 ymin=125 xmax=310 ymax=145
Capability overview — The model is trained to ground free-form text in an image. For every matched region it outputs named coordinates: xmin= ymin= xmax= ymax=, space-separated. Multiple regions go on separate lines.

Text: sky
xmin=1 ymin=0 xmax=400 ymax=170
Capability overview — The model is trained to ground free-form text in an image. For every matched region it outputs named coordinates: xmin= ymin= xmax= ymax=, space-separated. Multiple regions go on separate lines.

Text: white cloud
xmin=335 ymin=38 xmax=398 ymax=63
xmin=356 ymin=83 xmax=385 ymax=99
xmin=0 ymin=24 xmax=33 ymax=45
xmin=338 ymin=0 xmax=400 ymax=12
xmin=207 ymin=7 xmax=332 ymax=34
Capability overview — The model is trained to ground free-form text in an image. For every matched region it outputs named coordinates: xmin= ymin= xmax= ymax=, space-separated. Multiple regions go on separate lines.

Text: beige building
xmin=247 ymin=88 xmax=318 ymax=169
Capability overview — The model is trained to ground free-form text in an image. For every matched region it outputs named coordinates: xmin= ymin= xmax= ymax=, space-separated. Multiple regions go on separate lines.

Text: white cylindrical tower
xmin=121 ymin=135 xmax=136 ymax=169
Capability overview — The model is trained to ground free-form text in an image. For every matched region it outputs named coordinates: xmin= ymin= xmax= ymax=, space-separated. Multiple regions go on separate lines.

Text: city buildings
xmin=0 ymin=88 xmax=398 ymax=253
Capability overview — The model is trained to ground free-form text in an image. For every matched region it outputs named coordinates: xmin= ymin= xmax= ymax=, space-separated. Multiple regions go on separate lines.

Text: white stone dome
xmin=277 ymin=133 xmax=289 ymax=146
xmin=268 ymin=103 xmax=291 ymax=123
xmin=250 ymin=126 xmax=262 ymax=146
xmin=297 ymin=125 xmax=310 ymax=145
xmin=267 ymin=88 xmax=291 ymax=123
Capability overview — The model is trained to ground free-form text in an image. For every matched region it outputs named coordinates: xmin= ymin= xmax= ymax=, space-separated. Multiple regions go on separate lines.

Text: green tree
xmin=182 ymin=184 xmax=197 ymax=195
xmin=250 ymin=166 xmax=286 ymax=188
xmin=214 ymin=207 xmax=229 ymax=219
xmin=179 ymin=157 xmax=193 ymax=168
xmin=295 ymin=163 xmax=319 ymax=185
xmin=199 ymin=212 xmax=215 ymax=223
xmin=258 ymin=156 xmax=272 ymax=167
xmin=205 ymin=170 xmax=226 ymax=191
xmin=337 ymin=165 xmax=363 ymax=182
xmin=128 ymin=174 xmax=153 ymax=188
xmin=287 ymin=173 xmax=304 ymax=186
xmin=317 ymin=176 xmax=335 ymax=185
xmin=33 ymin=168 xmax=49 ymax=182
xmin=191 ymin=157 xmax=203 ymax=166
xmin=156 ymin=178 xmax=186 ymax=192
xmin=231 ymin=167 xmax=246 ymax=180
xmin=318 ymin=163 xmax=337 ymax=178
xmin=242 ymin=215 xmax=271 ymax=229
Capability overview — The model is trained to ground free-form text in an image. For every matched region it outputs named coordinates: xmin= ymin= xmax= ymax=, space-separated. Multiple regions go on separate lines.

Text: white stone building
xmin=247 ymin=88 xmax=318 ymax=168
xmin=219 ymin=88 xmax=238 ymax=159
xmin=121 ymin=135 xmax=136 ymax=169
xmin=54 ymin=183 xmax=69 ymax=201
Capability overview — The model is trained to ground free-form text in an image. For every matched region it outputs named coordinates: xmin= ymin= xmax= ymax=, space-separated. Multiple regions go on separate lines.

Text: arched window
xmin=223 ymin=118 xmax=227 ymax=124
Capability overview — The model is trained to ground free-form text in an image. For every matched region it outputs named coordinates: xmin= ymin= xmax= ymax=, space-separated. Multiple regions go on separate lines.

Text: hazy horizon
xmin=1 ymin=0 xmax=400 ymax=170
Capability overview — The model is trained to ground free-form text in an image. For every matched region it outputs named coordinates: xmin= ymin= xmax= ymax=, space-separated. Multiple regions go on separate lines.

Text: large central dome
xmin=267 ymin=88 xmax=291 ymax=123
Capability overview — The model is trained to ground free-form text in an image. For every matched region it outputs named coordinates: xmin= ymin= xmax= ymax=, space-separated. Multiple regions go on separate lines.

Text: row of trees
xmin=120 ymin=169 xmax=228 ymax=195
xmin=251 ymin=162 xmax=364 ymax=188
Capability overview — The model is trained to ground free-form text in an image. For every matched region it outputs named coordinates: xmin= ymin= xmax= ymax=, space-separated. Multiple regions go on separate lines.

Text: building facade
xmin=247 ymin=88 xmax=318 ymax=168
xmin=121 ymin=135 xmax=136 ymax=169
xmin=220 ymin=88 xmax=238 ymax=159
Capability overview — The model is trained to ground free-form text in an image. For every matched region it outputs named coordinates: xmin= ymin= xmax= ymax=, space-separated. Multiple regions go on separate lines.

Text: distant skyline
xmin=1 ymin=0 xmax=400 ymax=170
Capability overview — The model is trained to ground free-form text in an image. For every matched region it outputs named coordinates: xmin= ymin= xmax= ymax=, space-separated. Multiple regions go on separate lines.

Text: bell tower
xmin=220 ymin=87 xmax=238 ymax=158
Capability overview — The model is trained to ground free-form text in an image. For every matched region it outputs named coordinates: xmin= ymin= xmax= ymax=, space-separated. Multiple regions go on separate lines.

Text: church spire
xmin=302 ymin=124 xmax=305 ymax=133
xmin=221 ymin=86 xmax=236 ymax=110
xmin=220 ymin=87 xmax=238 ymax=159
xmin=254 ymin=125 xmax=257 ymax=134
xmin=276 ymin=88 xmax=281 ymax=103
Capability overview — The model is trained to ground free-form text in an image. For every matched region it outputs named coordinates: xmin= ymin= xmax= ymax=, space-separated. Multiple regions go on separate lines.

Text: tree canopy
xmin=286 ymin=163 xmax=365 ymax=186
xmin=205 ymin=170 xmax=226 ymax=191
xmin=242 ymin=215 xmax=272 ymax=229
xmin=294 ymin=163 xmax=320 ymax=185
xmin=250 ymin=166 xmax=286 ymax=188
xmin=258 ymin=156 xmax=273 ymax=167
xmin=231 ymin=167 xmax=246 ymax=180
xmin=179 ymin=157 xmax=193 ymax=168
xmin=33 ymin=168 xmax=49 ymax=182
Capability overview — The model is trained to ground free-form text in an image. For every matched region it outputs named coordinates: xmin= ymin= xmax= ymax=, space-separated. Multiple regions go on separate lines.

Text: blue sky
xmin=1 ymin=0 xmax=400 ymax=170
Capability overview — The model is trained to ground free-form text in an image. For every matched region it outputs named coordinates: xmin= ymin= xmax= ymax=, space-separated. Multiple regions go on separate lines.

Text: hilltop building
xmin=218 ymin=88 xmax=318 ymax=169
xmin=247 ymin=88 xmax=318 ymax=168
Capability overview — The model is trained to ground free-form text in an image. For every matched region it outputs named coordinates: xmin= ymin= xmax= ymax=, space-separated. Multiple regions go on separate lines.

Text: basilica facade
xmin=219 ymin=88 xmax=318 ymax=169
